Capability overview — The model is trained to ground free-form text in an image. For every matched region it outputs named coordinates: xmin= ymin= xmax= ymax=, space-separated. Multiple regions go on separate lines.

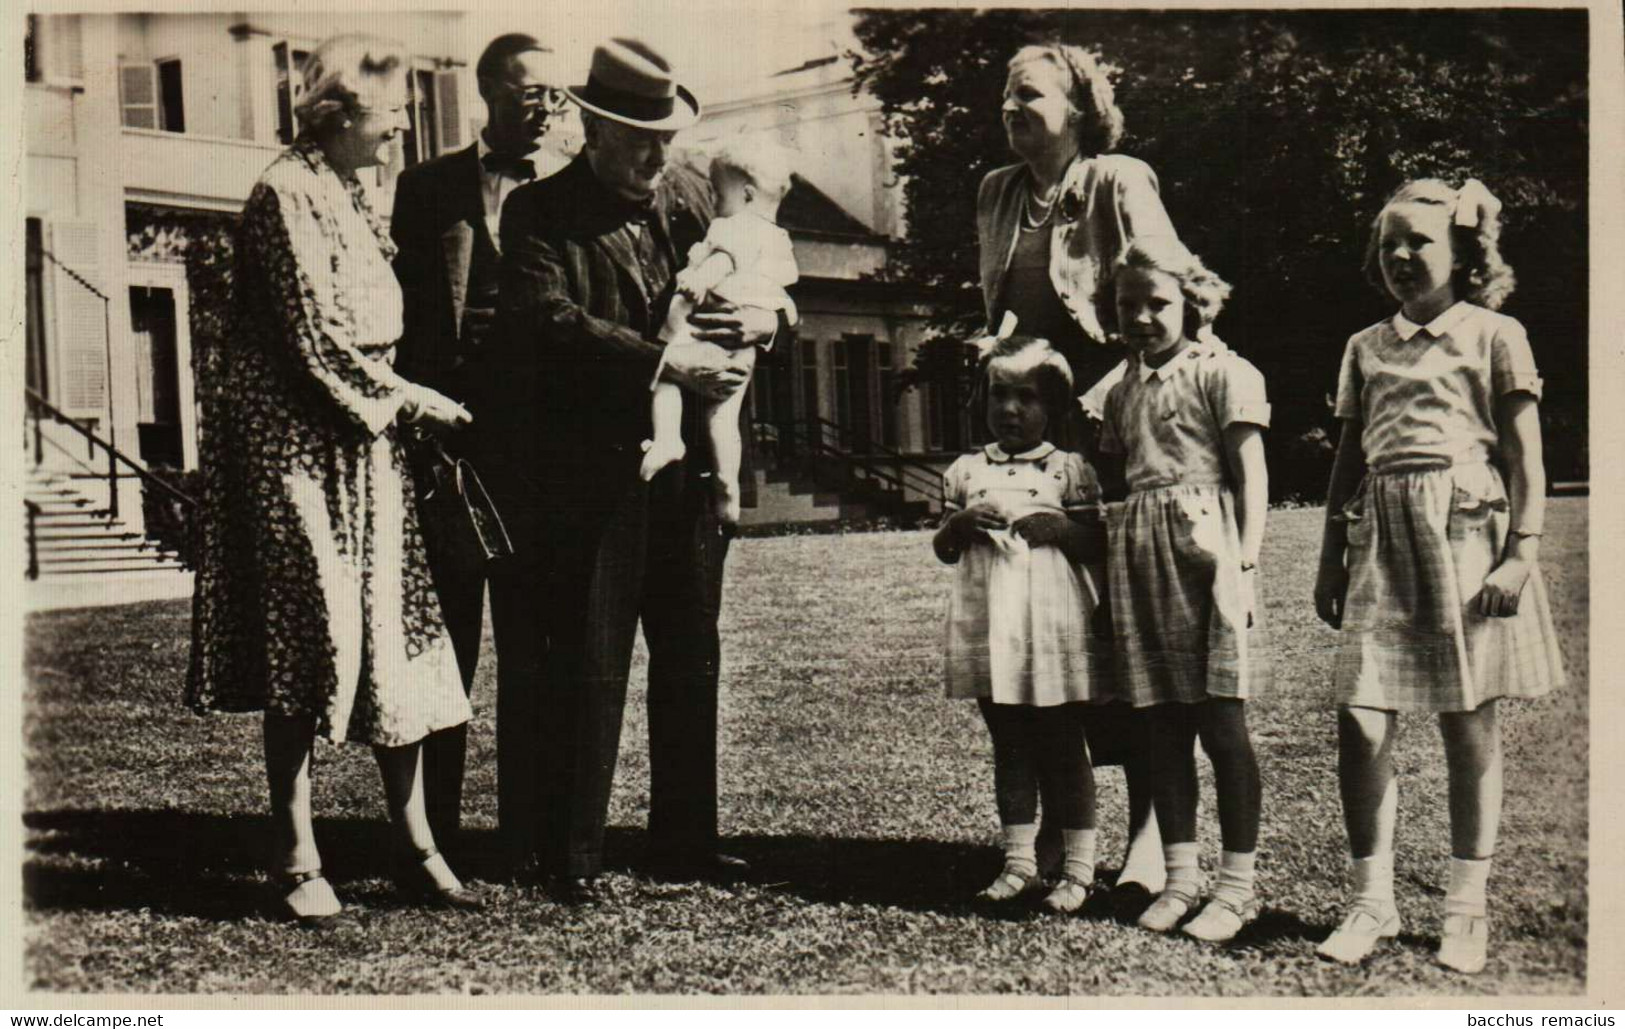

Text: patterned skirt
xmin=944 ymin=532 xmax=1108 ymax=706
xmin=1333 ymin=461 xmax=1565 ymax=712
xmin=187 ymin=402 xmax=471 ymax=747
xmin=1108 ymin=483 xmax=1267 ymax=707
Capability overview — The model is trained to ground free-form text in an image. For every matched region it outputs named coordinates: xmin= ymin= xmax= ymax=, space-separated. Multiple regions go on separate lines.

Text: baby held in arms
xmin=643 ymin=139 xmax=800 ymax=526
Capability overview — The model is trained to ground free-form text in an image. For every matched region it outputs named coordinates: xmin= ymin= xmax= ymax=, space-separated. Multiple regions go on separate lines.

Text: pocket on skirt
xmin=1445 ymin=480 xmax=1507 ymax=543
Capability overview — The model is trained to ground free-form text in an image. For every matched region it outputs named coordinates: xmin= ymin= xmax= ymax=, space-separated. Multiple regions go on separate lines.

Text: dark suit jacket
xmin=390 ymin=144 xmax=490 ymax=403
xmin=478 ymin=153 xmax=776 ymax=546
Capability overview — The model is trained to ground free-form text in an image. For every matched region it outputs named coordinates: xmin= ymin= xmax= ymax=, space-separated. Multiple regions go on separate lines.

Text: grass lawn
xmin=22 ymin=501 xmax=1588 ymax=996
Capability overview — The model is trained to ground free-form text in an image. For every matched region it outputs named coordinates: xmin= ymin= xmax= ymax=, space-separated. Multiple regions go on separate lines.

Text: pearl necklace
xmin=1022 ymin=179 xmax=1062 ymax=231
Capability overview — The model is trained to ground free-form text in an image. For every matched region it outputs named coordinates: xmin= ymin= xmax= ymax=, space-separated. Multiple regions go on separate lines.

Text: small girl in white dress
xmin=935 ymin=333 xmax=1110 ymax=914
xmin=1097 ymin=238 xmax=1270 ymax=943
xmin=1313 ymin=179 xmax=1566 ymax=974
xmin=643 ymin=140 xmax=800 ymax=525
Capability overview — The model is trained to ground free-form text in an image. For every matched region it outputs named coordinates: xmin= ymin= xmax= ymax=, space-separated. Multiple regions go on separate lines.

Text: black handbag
xmin=411 ymin=431 xmax=514 ymax=568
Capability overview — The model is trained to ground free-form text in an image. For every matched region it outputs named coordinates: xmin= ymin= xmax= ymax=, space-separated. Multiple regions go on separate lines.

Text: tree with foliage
xmin=852 ymin=8 xmax=1587 ymax=498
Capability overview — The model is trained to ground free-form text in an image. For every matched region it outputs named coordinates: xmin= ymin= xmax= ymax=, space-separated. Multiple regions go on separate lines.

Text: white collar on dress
xmin=1136 ymin=339 xmax=1211 ymax=382
xmin=984 ymin=441 xmax=1056 ymax=464
xmin=1393 ymin=301 xmax=1469 ymax=341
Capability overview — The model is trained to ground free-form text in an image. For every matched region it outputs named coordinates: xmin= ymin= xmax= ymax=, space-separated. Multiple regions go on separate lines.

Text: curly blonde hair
xmin=1362 ymin=178 xmax=1517 ymax=310
xmin=1095 ymin=237 xmax=1232 ymax=341
xmin=294 ymin=34 xmax=406 ymax=136
xmin=710 ymin=137 xmax=794 ymax=202
xmin=977 ymin=334 xmax=1078 ymax=446
xmin=1009 ymin=43 xmax=1125 ymax=156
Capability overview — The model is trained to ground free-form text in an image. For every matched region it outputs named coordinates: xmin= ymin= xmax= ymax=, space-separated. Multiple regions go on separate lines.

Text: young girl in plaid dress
xmin=935 ymin=333 xmax=1110 ymax=914
xmin=1097 ymin=239 xmax=1270 ymax=943
xmin=1313 ymin=179 xmax=1565 ymax=974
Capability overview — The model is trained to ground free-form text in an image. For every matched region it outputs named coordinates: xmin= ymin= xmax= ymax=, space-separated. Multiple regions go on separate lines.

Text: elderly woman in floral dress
xmin=187 ymin=33 xmax=481 ymax=925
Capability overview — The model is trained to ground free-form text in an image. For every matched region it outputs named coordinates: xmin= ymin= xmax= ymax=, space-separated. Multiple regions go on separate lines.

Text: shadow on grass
xmin=24 ymin=808 xmax=1330 ymax=942
xmin=25 ymin=808 xmax=1041 ymax=922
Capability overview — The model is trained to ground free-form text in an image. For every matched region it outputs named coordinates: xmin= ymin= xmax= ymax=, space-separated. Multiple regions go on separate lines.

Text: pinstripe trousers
xmin=490 ymin=465 xmax=731 ymax=878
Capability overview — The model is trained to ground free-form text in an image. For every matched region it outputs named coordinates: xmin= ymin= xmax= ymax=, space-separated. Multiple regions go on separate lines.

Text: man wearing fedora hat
xmin=478 ymin=38 xmax=782 ymax=902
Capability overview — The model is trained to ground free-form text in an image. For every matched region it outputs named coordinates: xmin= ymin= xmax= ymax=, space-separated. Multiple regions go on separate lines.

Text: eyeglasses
xmin=509 ymin=85 xmax=571 ymax=112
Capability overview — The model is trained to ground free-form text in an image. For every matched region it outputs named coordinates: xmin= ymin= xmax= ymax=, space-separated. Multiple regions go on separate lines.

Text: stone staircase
xmin=25 ymin=467 xmax=188 ymax=579
xmin=739 ymin=467 xmax=873 ymax=529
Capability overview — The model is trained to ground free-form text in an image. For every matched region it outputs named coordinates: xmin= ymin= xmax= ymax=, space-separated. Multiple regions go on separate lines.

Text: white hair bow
xmin=1453 ymin=178 xmax=1502 ymax=228
xmin=975 ymin=311 xmax=1020 ymax=360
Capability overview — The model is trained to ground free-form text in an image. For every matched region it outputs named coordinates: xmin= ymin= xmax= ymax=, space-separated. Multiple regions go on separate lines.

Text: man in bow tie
xmin=390 ymin=32 xmax=570 ymax=859
xmin=478 ymin=38 xmax=784 ymax=902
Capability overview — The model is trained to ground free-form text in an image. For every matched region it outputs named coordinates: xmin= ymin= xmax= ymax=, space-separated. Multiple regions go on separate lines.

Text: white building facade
xmin=22 ymin=12 xmax=954 ymax=549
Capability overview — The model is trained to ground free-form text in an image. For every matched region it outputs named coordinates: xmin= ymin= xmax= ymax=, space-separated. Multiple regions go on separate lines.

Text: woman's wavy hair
xmin=975 ymin=333 xmax=1078 ymax=448
xmin=1095 ymin=237 xmax=1232 ymax=341
xmin=294 ymin=34 xmax=407 ymax=136
xmin=1362 ymin=178 xmax=1517 ymax=310
xmin=1009 ymin=43 xmax=1124 ymax=155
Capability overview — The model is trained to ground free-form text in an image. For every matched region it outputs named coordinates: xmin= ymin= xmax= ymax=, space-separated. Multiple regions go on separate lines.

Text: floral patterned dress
xmin=186 ymin=137 xmax=471 ymax=747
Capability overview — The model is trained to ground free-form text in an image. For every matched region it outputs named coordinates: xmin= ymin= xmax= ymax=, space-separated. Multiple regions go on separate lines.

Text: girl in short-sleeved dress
xmin=935 ymin=334 xmax=1110 ymax=914
xmin=1098 ymin=239 xmax=1270 ymax=943
xmin=1314 ymin=179 xmax=1565 ymax=974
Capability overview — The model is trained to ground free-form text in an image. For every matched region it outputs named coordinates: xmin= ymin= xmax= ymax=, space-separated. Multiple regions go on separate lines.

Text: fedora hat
xmin=565 ymin=38 xmax=700 ymax=131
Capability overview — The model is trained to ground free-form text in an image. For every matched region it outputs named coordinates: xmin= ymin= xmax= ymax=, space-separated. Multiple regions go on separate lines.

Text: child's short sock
xmin=1002 ymin=823 xmax=1039 ymax=878
xmin=1060 ymin=828 xmax=1097 ymax=883
xmin=1444 ymin=856 xmax=1491 ymax=918
xmin=1210 ymin=849 xmax=1257 ymax=908
xmin=1163 ymin=841 xmax=1202 ymax=897
xmin=1352 ymin=852 xmax=1397 ymax=908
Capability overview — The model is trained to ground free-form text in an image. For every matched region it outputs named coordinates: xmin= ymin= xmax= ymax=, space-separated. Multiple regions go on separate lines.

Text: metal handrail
xmin=804 ymin=419 xmax=942 ymax=501
xmin=24 ymin=388 xmax=197 ymax=514
xmin=805 ymin=415 xmax=945 ymax=494
xmin=761 ymin=418 xmax=939 ymax=506
xmin=24 ymin=501 xmax=40 ymax=581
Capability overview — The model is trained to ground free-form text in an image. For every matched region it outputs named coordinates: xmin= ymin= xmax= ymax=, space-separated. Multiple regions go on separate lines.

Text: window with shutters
xmin=29 ymin=15 xmax=83 ymax=85
xmin=44 ymin=220 xmax=110 ymax=419
xmin=798 ymin=338 xmax=820 ymax=423
xmin=878 ymin=341 xmax=898 ymax=449
xmin=273 ymin=41 xmax=312 ymax=145
xmin=435 ymin=69 xmax=462 ymax=152
xmin=156 ymin=58 xmax=185 ymax=132
xmin=25 ymin=15 xmax=40 ymax=83
xmin=26 ymin=219 xmax=49 ymax=400
xmin=402 ymin=68 xmax=440 ymax=167
xmin=120 ymin=63 xmax=159 ymax=129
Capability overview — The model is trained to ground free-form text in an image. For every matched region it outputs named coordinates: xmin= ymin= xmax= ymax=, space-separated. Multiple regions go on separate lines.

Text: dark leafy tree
xmin=852 ymin=8 xmax=1587 ymax=497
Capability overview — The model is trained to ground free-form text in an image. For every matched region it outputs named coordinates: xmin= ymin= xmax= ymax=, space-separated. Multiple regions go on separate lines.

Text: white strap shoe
xmin=1316 ymin=901 xmax=1401 ymax=964
xmin=1438 ymin=913 xmax=1489 ymax=974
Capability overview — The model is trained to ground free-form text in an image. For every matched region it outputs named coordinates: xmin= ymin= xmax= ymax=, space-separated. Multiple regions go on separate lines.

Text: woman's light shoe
xmin=1137 ymin=886 xmax=1199 ymax=932
xmin=1182 ymin=894 xmax=1261 ymax=942
xmin=1316 ymin=901 xmax=1402 ymax=964
xmin=1041 ymin=875 xmax=1092 ymax=914
xmin=1438 ymin=913 xmax=1489 ymax=974
xmin=272 ymin=868 xmax=342 ymax=929
xmin=976 ymin=866 xmax=1039 ymax=903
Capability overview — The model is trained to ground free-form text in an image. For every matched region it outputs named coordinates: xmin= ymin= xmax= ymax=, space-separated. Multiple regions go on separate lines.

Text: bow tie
xmin=481 ymin=152 xmax=536 ymax=181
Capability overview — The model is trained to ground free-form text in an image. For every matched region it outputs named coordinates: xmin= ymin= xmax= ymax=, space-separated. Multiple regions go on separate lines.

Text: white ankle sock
xmin=1061 ymin=829 xmax=1097 ymax=883
xmin=1211 ymin=849 xmax=1257 ymax=907
xmin=1352 ymin=852 xmax=1396 ymax=908
xmin=1445 ymin=856 xmax=1491 ymax=918
xmin=1163 ymin=841 xmax=1201 ymax=896
xmin=1002 ymin=823 xmax=1039 ymax=877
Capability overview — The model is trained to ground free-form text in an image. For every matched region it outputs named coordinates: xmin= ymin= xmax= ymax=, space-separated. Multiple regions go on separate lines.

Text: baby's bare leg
xmin=642 ymin=381 xmax=687 ymax=481
xmin=643 ymin=294 xmax=702 ymax=481
xmin=707 ymin=345 xmax=758 ymax=526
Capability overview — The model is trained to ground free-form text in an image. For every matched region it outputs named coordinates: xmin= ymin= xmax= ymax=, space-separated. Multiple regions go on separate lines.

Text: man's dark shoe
xmin=649 ymin=851 xmax=752 ymax=884
xmin=549 ymin=875 xmax=604 ymax=906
